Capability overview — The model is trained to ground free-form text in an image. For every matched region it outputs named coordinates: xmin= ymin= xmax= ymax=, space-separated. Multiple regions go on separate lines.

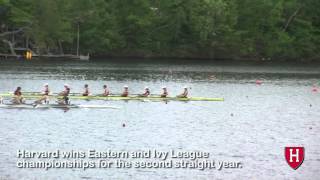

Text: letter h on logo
xmin=285 ymin=147 xmax=304 ymax=170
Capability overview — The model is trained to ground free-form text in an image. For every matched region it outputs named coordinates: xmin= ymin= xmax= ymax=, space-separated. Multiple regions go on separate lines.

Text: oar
xmin=76 ymin=105 xmax=120 ymax=109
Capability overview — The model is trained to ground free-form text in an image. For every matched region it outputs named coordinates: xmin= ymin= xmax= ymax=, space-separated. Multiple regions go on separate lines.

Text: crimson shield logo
xmin=285 ymin=147 xmax=304 ymax=170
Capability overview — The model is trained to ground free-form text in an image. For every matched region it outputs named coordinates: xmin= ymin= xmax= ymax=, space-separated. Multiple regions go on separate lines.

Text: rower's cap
xmin=43 ymin=83 xmax=49 ymax=86
xmin=184 ymin=86 xmax=188 ymax=89
xmin=162 ymin=86 xmax=166 ymax=89
xmin=124 ymin=85 xmax=128 ymax=88
xmin=145 ymin=87 xmax=149 ymax=90
xmin=64 ymin=84 xmax=69 ymax=87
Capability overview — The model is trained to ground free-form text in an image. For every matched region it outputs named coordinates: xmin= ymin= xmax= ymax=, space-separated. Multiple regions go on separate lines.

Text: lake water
xmin=0 ymin=59 xmax=319 ymax=179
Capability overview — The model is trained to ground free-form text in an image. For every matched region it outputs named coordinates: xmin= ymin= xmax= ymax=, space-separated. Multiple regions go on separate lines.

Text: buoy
xmin=312 ymin=84 xmax=318 ymax=92
xmin=122 ymin=123 xmax=126 ymax=127
xmin=230 ymin=113 xmax=234 ymax=117
xmin=255 ymin=80 xmax=262 ymax=85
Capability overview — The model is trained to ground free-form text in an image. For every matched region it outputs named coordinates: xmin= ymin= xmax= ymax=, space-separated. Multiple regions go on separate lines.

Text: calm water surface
xmin=0 ymin=59 xmax=319 ymax=179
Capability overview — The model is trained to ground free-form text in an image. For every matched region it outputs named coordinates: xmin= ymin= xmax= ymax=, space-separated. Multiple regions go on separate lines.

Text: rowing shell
xmin=0 ymin=93 xmax=224 ymax=102
xmin=0 ymin=104 xmax=119 ymax=109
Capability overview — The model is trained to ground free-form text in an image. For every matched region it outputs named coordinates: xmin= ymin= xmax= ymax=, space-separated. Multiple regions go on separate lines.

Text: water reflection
xmin=1 ymin=59 xmax=320 ymax=82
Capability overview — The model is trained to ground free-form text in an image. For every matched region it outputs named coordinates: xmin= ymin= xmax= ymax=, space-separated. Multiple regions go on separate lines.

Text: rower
xmin=82 ymin=84 xmax=90 ymax=96
xmin=139 ymin=87 xmax=150 ymax=97
xmin=161 ymin=86 xmax=168 ymax=98
xmin=177 ymin=86 xmax=188 ymax=98
xmin=0 ymin=96 xmax=3 ymax=104
xmin=102 ymin=85 xmax=110 ymax=96
xmin=34 ymin=83 xmax=50 ymax=104
xmin=121 ymin=85 xmax=129 ymax=97
xmin=58 ymin=84 xmax=70 ymax=105
xmin=12 ymin=87 xmax=25 ymax=104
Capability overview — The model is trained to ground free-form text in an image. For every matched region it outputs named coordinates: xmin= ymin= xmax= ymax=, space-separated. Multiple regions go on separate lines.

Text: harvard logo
xmin=285 ymin=147 xmax=304 ymax=170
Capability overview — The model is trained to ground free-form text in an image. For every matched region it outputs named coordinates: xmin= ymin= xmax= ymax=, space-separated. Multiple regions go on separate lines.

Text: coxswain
xmin=161 ymin=86 xmax=168 ymax=98
xmin=82 ymin=84 xmax=90 ymax=96
xmin=102 ymin=85 xmax=110 ymax=96
xmin=58 ymin=84 xmax=70 ymax=104
xmin=139 ymin=87 xmax=150 ymax=97
xmin=34 ymin=83 xmax=50 ymax=104
xmin=121 ymin=85 xmax=129 ymax=97
xmin=177 ymin=86 xmax=188 ymax=98
xmin=12 ymin=87 xmax=25 ymax=104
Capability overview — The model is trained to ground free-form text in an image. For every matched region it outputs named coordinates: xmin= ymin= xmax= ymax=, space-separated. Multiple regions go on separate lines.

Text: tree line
xmin=0 ymin=0 xmax=319 ymax=61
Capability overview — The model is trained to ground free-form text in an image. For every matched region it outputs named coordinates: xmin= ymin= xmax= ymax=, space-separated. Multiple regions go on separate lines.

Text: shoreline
xmin=0 ymin=53 xmax=318 ymax=62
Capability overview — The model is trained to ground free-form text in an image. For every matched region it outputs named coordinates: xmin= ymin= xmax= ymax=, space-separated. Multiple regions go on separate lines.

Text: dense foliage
xmin=0 ymin=0 xmax=319 ymax=60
